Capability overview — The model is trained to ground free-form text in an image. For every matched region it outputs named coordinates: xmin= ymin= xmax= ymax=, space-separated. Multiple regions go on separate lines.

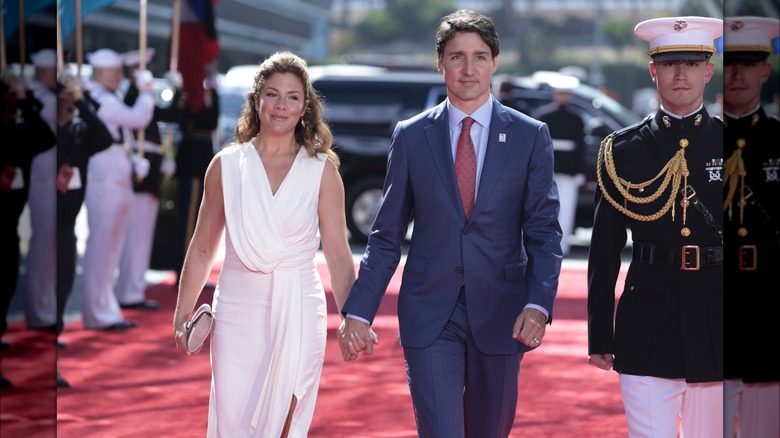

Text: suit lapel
xmin=424 ymin=103 xmax=465 ymax=218
xmin=471 ymin=101 xmax=513 ymax=220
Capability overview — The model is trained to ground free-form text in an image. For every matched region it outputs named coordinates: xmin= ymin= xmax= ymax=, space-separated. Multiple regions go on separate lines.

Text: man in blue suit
xmin=339 ymin=8 xmax=562 ymax=437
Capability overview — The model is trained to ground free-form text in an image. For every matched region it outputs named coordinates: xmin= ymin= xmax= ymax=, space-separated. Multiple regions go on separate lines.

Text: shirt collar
xmin=447 ymin=96 xmax=494 ymax=130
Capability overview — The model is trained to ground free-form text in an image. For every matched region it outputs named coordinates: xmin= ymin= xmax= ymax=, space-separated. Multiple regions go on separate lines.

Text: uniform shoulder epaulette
xmin=606 ymin=114 xmax=653 ymax=142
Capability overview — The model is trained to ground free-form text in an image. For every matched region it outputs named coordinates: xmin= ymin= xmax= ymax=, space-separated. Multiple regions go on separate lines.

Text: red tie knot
xmin=462 ymin=116 xmax=475 ymax=131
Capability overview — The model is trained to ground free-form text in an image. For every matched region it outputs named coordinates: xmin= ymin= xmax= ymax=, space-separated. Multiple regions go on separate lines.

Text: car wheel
xmin=345 ymin=177 xmax=385 ymax=243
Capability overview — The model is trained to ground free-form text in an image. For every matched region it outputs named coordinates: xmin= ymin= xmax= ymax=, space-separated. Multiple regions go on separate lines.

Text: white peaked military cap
xmin=30 ymin=49 xmax=56 ymax=68
xmin=635 ymin=16 xmax=723 ymax=62
xmin=532 ymin=71 xmax=580 ymax=91
xmin=723 ymin=16 xmax=780 ymax=62
xmin=87 ymin=48 xmax=124 ymax=68
xmin=123 ymin=48 xmax=156 ymax=67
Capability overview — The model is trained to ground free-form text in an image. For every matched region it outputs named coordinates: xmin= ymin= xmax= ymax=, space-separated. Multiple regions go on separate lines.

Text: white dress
xmin=208 ymin=142 xmax=328 ymax=437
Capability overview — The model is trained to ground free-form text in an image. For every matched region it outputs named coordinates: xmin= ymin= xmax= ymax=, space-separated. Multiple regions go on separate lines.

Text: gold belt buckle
xmin=738 ymin=245 xmax=757 ymax=271
xmin=681 ymin=245 xmax=700 ymax=271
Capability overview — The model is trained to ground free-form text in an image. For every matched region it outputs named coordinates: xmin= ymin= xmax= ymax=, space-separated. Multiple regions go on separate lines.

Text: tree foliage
xmin=355 ymin=0 xmax=455 ymax=47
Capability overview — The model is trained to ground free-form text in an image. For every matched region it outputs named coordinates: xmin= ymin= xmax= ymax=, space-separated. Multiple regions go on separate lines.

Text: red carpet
xmin=1 ymin=262 xmax=628 ymax=437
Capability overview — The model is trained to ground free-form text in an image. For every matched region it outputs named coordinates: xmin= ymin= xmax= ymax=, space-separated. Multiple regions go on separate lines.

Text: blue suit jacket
xmin=343 ymin=97 xmax=563 ymax=355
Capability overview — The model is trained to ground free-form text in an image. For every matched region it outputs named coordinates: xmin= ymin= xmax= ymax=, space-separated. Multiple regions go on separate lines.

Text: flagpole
xmin=56 ymin=0 xmax=63 ymax=74
xmin=164 ymin=0 xmax=182 ymax=160
xmin=76 ymin=0 xmax=83 ymax=76
xmin=0 ymin=0 xmax=6 ymax=72
xmin=17 ymin=0 xmax=25 ymax=72
xmin=136 ymin=0 xmax=148 ymax=164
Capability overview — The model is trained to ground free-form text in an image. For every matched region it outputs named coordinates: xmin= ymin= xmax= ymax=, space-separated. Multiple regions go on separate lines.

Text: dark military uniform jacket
xmin=124 ymin=84 xmax=184 ymax=196
xmin=175 ymin=88 xmax=220 ymax=180
xmin=588 ymin=107 xmax=723 ymax=383
xmin=533 ymin=102 xmax=586 ymax=176
xmin=1 ymin=95 xmax=56 ymax=234
xmin=723 ymin=107 xmax=780 ymax=383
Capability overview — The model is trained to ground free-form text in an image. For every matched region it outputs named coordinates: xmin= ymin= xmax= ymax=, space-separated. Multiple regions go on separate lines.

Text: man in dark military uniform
xmin=721 ymin=15 xmax=780 ymax=438
xmin=533 ymin=74 xmax=586 ymax=255
xmin=587 ymin=16 xmax=724 ymax=437
xmin=0 ymin=76 xmax=57 ymax=388
xmin=173 ymin=62 xmax=220 ymax=283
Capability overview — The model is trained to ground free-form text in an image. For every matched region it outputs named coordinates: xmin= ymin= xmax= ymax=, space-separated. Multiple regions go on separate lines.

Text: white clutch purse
xmin=184 ymin=303 xmax=214 ymax=354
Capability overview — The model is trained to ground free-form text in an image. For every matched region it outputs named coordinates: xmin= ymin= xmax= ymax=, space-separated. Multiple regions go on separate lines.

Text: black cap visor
xmin=651 ymin=51 xmax=713 ymax=63
xmin=724 ymin=51 xmax=770 ymax=63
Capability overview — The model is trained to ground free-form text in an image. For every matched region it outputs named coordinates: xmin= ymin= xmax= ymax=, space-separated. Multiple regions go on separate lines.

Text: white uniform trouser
xmin=115 ymin=192 xmax=159 ymax=304
xmin=619 ymin=374 xmax=723 ymax=438
xmin=724 ymin=379 xmax=780 ymax=438
xmin=24 ymin=147 xmax=57 ymax=328
xmin=554 ymin=173 xmax=582 ymax=256
xmin=81 ymin=146 xmax=134 ymax=328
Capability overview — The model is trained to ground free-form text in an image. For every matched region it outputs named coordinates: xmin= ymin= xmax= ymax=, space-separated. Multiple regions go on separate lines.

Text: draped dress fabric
xmin=208 ymin=142 xmax=328 ymax=437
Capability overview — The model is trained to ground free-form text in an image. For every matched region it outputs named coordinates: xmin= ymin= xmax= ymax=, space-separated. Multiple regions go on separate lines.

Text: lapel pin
xmin=499 ymin=133 xmax=506 ymax=143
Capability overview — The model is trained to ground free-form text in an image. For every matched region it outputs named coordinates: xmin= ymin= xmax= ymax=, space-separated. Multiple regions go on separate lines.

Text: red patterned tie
xmin=455 ymin=117 xmax=476 ymax=218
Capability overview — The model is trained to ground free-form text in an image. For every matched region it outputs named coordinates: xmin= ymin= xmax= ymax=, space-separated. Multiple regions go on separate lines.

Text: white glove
xmin=132 ymin=155 xmax=151 ymax=180
xmin=204 ymin=74 xmax=219 ymax=90
xmin=160 ymin=156 xmax=177 ymax=178
xmin=133 ymin=69 xmax=154 ymax=90
xmin=165 ymin=71 xmax=183 ymax=90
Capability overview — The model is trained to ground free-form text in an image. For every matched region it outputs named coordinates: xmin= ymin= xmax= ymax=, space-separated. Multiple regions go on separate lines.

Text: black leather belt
xmin=681 ymin=185 xmax=723 ymax=240
xmin=633 ymin=243 xmax=723 ymax=270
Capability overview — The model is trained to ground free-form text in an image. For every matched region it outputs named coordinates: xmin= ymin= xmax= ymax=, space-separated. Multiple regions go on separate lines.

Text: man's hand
xmin=338 ymin=317 xmax=379 ymax=362
xmin=512 ymin=308 xmax=547 ymax=348
xmin=588 ymin=354 xmax=614 ymax=371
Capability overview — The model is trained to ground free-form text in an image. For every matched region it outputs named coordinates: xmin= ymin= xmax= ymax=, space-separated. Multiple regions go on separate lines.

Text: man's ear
xmin=704 ymin=62 xmax=715 ymax=84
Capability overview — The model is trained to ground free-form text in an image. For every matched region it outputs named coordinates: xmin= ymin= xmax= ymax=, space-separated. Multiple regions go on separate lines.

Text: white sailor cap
xmin=635 ymin=16 xmax=723 ymax=62
xmin=87 ymin=48 xmax=124 ymax=69
xmin=532 ymin=71 xmax=580 ymax=92
xmin=123 ymin=48 xmax=156 ymax=67
xmin=30 ymin=49 xmax=56 ymax=68
xmin=724 ymin=16 xmax=780 ymax=62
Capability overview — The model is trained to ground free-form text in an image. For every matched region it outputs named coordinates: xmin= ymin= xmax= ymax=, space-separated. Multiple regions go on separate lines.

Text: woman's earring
xmin=300 ymin=118 xmax=306 ymax=128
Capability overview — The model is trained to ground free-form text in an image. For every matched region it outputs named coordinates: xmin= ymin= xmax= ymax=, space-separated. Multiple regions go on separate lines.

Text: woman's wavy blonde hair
xmin=233 ymin=51 xmax=338 ymax=166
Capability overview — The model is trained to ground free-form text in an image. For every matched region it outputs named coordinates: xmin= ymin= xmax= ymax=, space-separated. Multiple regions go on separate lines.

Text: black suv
xmin=496 ymin=72 xmax=643 ymax=229
xmin=309 ymin=65 xmax=447 ymax=242
xmin=217 ymin=65 xmax=641 ymax=243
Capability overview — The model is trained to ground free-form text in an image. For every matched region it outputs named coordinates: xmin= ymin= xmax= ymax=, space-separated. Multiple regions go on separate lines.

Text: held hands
xmin=338 ymin=318 xmax=379 ymax=362
xmin=512 ymin=308 xmax=547 ymax=348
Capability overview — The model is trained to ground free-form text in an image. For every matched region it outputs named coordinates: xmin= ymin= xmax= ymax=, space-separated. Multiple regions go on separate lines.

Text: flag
xmin=177 ymin=0 xmax=220 ymax=113
xmin=58 ymin=0 xmax=120 ymax=40
xmin=3 ymin=0 xmax=56 ymax=40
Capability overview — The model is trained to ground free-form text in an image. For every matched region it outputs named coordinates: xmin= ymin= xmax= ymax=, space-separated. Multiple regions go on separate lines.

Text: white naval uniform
xmin=115 ymin=140 xmax=163 ymax=305
xmin=24 ymin=79 xmax=57 ymax=329
xmin=80 ymin=83 xmax=154 ymax=328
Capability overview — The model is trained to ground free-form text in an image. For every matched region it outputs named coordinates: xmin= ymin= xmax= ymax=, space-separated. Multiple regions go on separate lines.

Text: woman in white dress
xmin=173 ymin=51 xmax=374 ymax=437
